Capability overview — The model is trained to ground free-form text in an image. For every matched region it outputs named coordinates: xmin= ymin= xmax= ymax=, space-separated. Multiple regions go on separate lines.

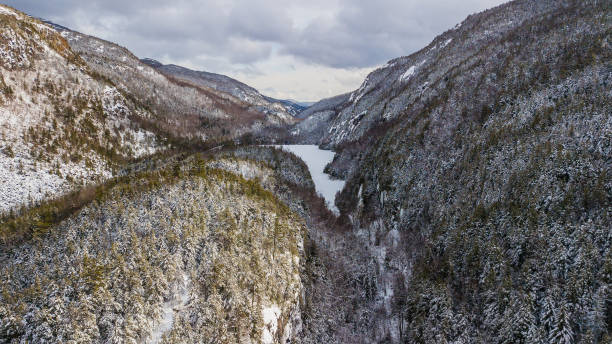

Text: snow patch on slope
xmin=400 ymin=66 xmax=417 ymax=81
xmin=261 ymin=305 xmax=282 ymax=344
xmin=0 ymin=6 xmax=21 ymax=19
xmin=349 ymin=76 xmax=370 ymax=104
xmin=400 ymin=59 xmax=428 ymax=82
xmin=0 ymin=153 xmax=66 ymax=212
xmin=149 ymin=274 xmax=191 ymax=344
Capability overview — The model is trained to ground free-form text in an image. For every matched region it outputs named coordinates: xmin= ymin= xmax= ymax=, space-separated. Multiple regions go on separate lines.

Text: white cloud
xmin=231 ymin=54 xmax=373 ymax=102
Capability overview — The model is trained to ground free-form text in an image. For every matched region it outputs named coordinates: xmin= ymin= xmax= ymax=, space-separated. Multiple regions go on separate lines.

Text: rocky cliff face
xmin=0 ymin=5 xmax=161 ymax=213
xmin=301 ymin=0 xmax=611 ymax=342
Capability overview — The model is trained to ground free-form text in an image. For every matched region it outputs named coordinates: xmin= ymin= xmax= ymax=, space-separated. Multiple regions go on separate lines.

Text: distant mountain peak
xmin=143 ymin=59 xmax=306 ymax=118
xmin=140 ymin=57 xmax=163 ymax=68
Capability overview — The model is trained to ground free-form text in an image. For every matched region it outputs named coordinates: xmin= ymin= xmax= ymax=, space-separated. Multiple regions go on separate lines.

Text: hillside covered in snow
xmin=1 ymin=149 xmax=308 ymax=343
xmin=0 ymin=0 xmax=610 ymax=343
xmin=0 ymin=5 xmax=161 ymax=213
xmin=142 ymin=58 xmax=304 ymax=121
xmin=295 ymin=0 xmax=612 ymax=342
xmin=51 ymin=24 xmax=298 ymax=144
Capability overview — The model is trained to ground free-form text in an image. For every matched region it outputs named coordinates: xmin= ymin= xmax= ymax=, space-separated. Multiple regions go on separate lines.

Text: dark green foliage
xmin=319 ymin=1 xmax=612 ymax=343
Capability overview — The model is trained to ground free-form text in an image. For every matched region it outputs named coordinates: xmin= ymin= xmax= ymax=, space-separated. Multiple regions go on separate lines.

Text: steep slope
xmin=317 ymin=1 xmax=575 ymax=148
xmin=0 ymin=151 xmax=308 ymax=343
xmin=273 ymin=99 xmax=309 ymax=115
xmin=142 ymin=59 xmax=304 ymax=119
xmin=0 ymin=5 xmax=161 ymax=214
xmin=50 ymin=24 xmax=295 ymax=145
xmin=289 ymin=93 xmax=351 ymax=144
xmin=303 ymin=0 xmax=611 ymax=342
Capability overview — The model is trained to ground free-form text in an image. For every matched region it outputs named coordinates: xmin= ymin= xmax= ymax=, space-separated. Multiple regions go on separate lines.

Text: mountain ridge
xmin=140 ymin=57 xmax=305 ymax=118
xmin=297 ymin=0 xmax=612 ymax=342
xmin=0 ymin=1 xmax=610 ymax=343
xmin=48 ymin=20 xmax=298 ymax=146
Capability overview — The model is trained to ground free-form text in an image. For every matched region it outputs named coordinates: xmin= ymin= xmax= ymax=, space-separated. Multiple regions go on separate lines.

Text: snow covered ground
xmin=0 ymin=13 xmax=160 ymax=213
xmin=261 ymin=305 xmax=282 ymax=344
xmin=149 ymin=274 xmax=191 ymax=344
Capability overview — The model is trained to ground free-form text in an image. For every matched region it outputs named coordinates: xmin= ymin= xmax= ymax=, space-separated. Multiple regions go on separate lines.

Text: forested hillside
xmin=142 ymin=59 xmax=302 ymax=121
xmin=0 ymin=5 xmax=304 ymax=215
xmin=295 ymin=0 xmax=611 ymax=342
xmin=53 ymin=25 xmax=296 ymax=146
xmin=0 ymin=5 xmax=160 ymax=213
xmin=0 ymin=149 xmax=312 ymax=343
xmin=0 ymin=0 xmax=609 ymax=343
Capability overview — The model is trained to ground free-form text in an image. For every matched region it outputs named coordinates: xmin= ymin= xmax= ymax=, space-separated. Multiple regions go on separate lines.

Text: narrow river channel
xmin=276 ymin=145 xmax=345 ymax=214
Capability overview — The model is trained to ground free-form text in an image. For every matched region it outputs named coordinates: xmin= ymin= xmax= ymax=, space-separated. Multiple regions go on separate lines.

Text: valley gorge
xmin=0 ymin=0 xmax=611 ymax=343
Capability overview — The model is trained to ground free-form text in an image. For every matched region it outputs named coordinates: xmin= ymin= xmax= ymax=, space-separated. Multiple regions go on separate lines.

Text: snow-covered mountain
xmin=142 ymin=58 xmax=305 ymax=119
xmin=289 ymin=93 xmax=351 ymax=143
xmin=1 ymin=147 xmax=311 ymax=343
xmin=48 ymin=23 xmax=296 ymax=145
xmin=296 ymin=0 xmax=612 ymax=342
xmin=0 ymin=5 xmax=161 ymax=213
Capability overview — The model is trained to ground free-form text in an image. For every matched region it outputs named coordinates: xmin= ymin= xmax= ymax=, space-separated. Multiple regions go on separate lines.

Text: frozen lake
xmin=276 ymin=145 xmax=345 ymax=214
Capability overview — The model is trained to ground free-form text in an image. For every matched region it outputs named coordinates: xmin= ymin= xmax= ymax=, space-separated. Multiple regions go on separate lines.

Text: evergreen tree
xmin=550 ymin=302 xmax=574 ymax=344
xmin=587 ymin=285 xmax=608 ymax=339
xmin=541 ymin=294 xmax=557 ymax=336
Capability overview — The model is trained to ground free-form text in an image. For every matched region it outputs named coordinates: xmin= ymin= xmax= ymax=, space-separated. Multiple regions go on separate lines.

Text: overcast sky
xmin=6 ymin=0 xmax=507 ymax=101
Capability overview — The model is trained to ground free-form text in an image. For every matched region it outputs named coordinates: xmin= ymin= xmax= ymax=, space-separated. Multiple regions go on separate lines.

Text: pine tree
xmin=541 ymin=294 xmax=556 ymax=336
xmin=499 ymin=293 xmax=535 ymax=344
xmin=550 ymin=302 xmax=574 ymax=344
xmin=587 ymin=285 xmax=608 ymax=339
xmin=525 ymin=323 xmax=546 ymax=344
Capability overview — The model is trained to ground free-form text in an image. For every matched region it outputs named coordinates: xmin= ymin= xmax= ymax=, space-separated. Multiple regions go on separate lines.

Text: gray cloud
xmin=5 ymin=0 xmax=506 ymax=67
xmin=3 ymin=0 xmax=507 ymax=100
xmin=284 ymin=0 xmax=507 ymax=67
xmin=228 ymin=1 xmax=293 ymax=42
